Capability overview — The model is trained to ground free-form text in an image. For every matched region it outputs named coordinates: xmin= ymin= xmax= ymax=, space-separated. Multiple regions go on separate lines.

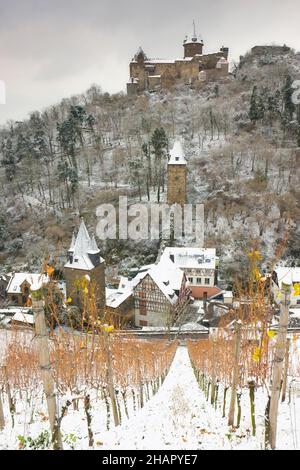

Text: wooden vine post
xmin=281 ymin=338 xmax=290 ymax=403
xmin=228 ymin=320 xmax=242 ymax=426
xmin=31 ymin=285 xmax=63 ymax=450
xmin=103 ymin=329 xmax=120 ymax=427
xmin=269 ymin=282 xmax=291 ymax=450
xmin=210 ymin=330 xmax=217 ymax=405
xmin=0 ymin=391 xmax=4 ymax=430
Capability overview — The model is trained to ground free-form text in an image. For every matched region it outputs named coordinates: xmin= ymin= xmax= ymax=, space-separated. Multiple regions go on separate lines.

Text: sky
xmin=0 ymin=0 xmax=300 ymax=125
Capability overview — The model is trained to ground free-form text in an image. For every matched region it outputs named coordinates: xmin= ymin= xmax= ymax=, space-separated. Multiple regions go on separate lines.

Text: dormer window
xmin=175 ymin=157 xmax=179 ymax=161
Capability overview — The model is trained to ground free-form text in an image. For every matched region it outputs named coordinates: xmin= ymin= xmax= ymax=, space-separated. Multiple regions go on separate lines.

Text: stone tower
xmin=183 ymin=21 xmax=204 ymax=58
xmin=64 ymin=219 xmax=106 ymax=313
xmin=167 ymin=140 xmax=187 ymax=206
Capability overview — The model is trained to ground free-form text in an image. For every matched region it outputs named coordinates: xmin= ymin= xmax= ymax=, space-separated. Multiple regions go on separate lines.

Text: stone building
xmin=64 ymin=219 xmax=106 ymax=313
xmin=127 ymin=22 xmax=229 ymax=95
xmin=167 ymin=140 xmax=187 ymax=206
xmin=160 ymin=247 xmax=221 ymax=300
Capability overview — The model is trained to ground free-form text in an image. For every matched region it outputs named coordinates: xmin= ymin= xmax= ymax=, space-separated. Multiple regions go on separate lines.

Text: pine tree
xmin=256 ymin=96 xmax=265 ymax=120
xmin=150 ymin=128 xmax=168 ymax=202
xmin=282 ymin=74 xmax=295 ymax=121
xmin=1 ymin=138 xmax=16 ymax=181
xmin=249 ymin=86 xmax=258 ymax=122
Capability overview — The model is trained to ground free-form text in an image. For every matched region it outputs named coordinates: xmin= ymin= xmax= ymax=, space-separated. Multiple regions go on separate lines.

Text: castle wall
xmin=128 ymin=44 xmax=229 ymax=93
xmin=205 ymin=64 xmax=229 ymax=80
xmin=201 ymin=52 xmax=224 ymax=69
xmin=175 ymin=60 xmax=199 ymax=82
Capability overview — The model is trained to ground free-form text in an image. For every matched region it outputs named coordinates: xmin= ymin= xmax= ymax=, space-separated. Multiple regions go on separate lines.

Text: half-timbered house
xmin=133 ymin=258 xmax=191 ymax=327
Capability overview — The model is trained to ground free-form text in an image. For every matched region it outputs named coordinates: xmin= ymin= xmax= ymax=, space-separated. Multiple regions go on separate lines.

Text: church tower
xmin=183 ymin=21 xmax=204 ymax=58
xmin=64 ymin=219 xmax=106 ymax=313
xmin=167 ymin=140 xmax=187 ymax=206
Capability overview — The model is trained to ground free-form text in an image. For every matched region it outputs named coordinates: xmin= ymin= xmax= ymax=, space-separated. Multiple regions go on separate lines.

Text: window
xmin=205 ymin=278 xmax=210 ymax=285
xmin=140 ymin=320 xmax=148 ymax=327
xmin=188 ymin=277 xmax=193 ymax=284
xmin=196 ymin=277 xmax=202 ymax=284
xmin=297 ymin=300 xmax=300 ymax=305
xmin=139 ymin=299 xmax=147 ymax=315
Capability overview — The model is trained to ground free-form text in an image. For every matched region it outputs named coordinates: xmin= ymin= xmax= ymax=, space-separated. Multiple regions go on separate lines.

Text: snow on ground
xmin=0 ymin=341 xmax=299 ymax=449
xmin=99 ymin=347 xmax=262 ymax=450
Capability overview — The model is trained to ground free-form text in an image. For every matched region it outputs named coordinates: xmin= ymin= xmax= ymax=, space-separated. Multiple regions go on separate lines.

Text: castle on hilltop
xmin=127 ymin=22 xmax=229 ymax=95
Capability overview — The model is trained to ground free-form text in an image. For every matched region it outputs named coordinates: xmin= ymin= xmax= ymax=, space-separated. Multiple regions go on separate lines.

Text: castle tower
xmin=167 ymin=140 xmax=187 ymax=206
xmin=183 ymin=21 xmax=204 ymax=58
xmin=64 ymin=219 xmax=106 ymax=313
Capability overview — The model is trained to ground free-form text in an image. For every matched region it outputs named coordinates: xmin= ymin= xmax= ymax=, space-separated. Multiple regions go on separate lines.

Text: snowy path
xmin=101 ymin=347 xmax=255 ymax=450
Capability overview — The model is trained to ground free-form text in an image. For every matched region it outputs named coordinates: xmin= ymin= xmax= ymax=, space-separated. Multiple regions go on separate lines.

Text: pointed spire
xmin=168 ymin=140 xmax=187 ymax=165
xmin=73 ymin=219 xmax=92 ymax=257
xmin=88 ymin=235 xmax=100 ymax=254
xmin=65 ymin=218 xmax=103 ymax=270
xmin=193 ymin=20 xmax=196 ymax=39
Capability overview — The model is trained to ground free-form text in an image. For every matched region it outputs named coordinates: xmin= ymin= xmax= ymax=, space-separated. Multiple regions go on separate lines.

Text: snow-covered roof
xmin=161 ymin=247 xmax=217 ymax=270
xmin=180 ymin=322 xmax=208 ymax=331
xmin=105 ymin=270 xmax=147 ymax=309
xmin=183 ymin=22 xmax=203 ymax=46
xmin=168 ymin=140 xmax=187 ymax=165
xmin=65 ymin=219 xmax=104 ymax=271
xmin=133 ymin=258 xmax=185 ymax=305
xmin=106 ymin=289 xmax=132 ymax=309
xmin=274 ymin=267 xmax=300 ymax=287
xmin=6 ymin=273 xmax=49 ymax=294
xmin=12 ymin=311 xmax=34 ymax=325
xmin=146 ymin=59 xmax=175 ymax=64
xmin=0 ymin=307 xmax=33 ymax=316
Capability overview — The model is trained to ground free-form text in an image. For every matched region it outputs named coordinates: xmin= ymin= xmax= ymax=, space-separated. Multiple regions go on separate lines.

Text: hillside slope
xmin=0 ymin=45 xmax=299 ymax=283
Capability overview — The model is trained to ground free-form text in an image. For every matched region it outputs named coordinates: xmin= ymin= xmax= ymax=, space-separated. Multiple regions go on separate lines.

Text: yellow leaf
xmin=103 ymin=325 xmax=114 ymax=333
xmin=267 ymin=330 xmax=277 ymax=339
xmin=248 ymin=250 xmax=262 ymax=261
xmin=293 ymin=283 xmax=300 ymax=297
xmin=46 ymin=265 xmax=54 ymax=277
xmin=67 ymin=297 xmax=72 ymax=303
xmin=84 ymin=287 xmax=89 ymax=294
xmin=252 ymin=347 xmax=261 ymax=362
xmin=254 ymin=268 xmax=262 ymax=281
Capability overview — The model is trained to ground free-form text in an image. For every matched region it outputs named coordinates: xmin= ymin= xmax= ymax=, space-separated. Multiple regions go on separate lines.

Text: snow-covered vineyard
xmin=0 ymin=327 xmax=299 ymax=450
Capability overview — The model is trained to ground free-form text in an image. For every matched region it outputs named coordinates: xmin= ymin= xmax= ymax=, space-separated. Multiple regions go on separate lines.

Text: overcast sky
xmin=0 ymin=0 xmax=300 ymax=125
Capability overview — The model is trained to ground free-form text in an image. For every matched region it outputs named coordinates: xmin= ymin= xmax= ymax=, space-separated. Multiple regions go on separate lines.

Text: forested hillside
xmin=0 ymin=46 xmax=300 ymax=284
